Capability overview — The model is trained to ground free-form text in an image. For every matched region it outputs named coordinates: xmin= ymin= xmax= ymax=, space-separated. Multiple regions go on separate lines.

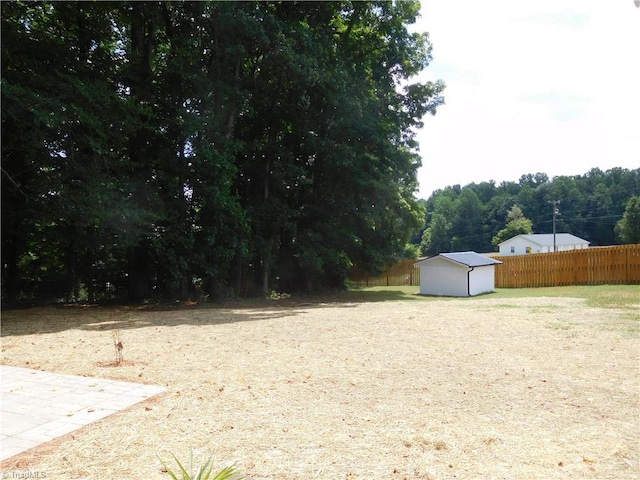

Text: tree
xmin=420 ymin=212 xmax=451 ymax=255
xmin=615 ymin=196 xmax=640 ymax=244
xmin=420 ymin=168 xmax=639 ymax=255
xmin=506 ymin=204 xmax=525 ymax=223
xmin=491 ymin=204 xmax=533 ymax=249
xmin=2 ymin=0 xmax=445 ymax=303
xmin=1 ymin=1 xmax=147 ymax=303
xmin=234 ymin=0 xmax=444 ymax=292
xmin=450 ymin=188 xmax=486 ymax=251
xmin=420 ymin=194 xmax=455 ymax=255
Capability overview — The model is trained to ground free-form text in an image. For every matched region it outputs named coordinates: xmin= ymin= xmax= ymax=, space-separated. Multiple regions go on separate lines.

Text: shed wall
xmin=419 ymin=258 xmax=468 ymax=296
xmin=469 ymin=266 xmax=496 ymax=295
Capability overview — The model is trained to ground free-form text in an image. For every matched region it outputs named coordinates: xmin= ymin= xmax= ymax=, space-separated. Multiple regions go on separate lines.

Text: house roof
xmin=499 ymin=233 xmax=589 ymax=247
xmin=415 ymin=251 xmax=502 ymax=268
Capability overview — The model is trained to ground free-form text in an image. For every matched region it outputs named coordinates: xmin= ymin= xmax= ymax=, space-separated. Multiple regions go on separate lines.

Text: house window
xmin=510 ymin=246 xmax=515 ymax=253
xmin=526 ymin=246 xmax=532 ymax=254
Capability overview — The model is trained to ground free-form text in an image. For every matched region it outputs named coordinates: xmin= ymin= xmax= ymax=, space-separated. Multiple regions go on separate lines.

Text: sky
xmin=410 ymin=0 xmax=640 ymax=199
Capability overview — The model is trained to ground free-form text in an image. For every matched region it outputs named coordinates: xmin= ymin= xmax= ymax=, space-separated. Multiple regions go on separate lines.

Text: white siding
xmin=499 ymin=239 xmax=590 ymax=255
xmin=469 ymin=266 xmax=496 ymax=296
xmin=498 ymin=237 xmax=539 ymax=255
xmin=418 ymin=257 xmax=496 ymax=297
xmin=556 ymin=243 xmax=589 ymax=252
xmin=419 ymin=257 xmax=468 ymax=296
xmin=498 ymin=235 xmax=590 ymax=256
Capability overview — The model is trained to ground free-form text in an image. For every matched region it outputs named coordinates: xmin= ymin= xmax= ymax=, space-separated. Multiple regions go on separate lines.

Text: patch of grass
xmin=494 ymin=285 xmax=640 ymax=312
xmin=545 ymin=321 xmax=574 ymax=331
xmin=347 ymin=285 xmax=640 ymax=309
xmin=621 ymin=312 xmax=640 ymax=322
xmin=530 ymin=305 xmax=563 ymax=313
xmin=544 ymin=321 xmax=580 ymax=338
xmin=583 ymin=289 xmax=640 ymax=312
xmin=598 ymin=317 xmax=640 ymax=338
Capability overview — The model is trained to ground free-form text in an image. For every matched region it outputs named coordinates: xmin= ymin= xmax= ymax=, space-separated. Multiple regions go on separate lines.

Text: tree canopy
xmin=491 ymin=205 xmax=533 ymax=249
xmin=417 ymin=168 xmax=640 ymax=256
xmin=615 ymin=195 xmax=640 ymax=244
xmin=1 ymin=0 xmax=445 ymax=304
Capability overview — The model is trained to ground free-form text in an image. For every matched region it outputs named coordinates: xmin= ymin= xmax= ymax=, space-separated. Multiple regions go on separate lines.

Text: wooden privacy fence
xmin=493 ymin=244 xmax=640 ymax=288
xmin=349 ymin=245 xmax=640 ymax=289
xmin=349 ymin=259 xmax=420 ymax=288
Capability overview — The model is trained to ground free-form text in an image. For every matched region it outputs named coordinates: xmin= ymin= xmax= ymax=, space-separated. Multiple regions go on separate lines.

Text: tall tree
xmin=2 ymin=2 xmax=144 ymax=302
xmin=450 ymin=188 xmax=486 ymax=251
xmin=615 ymin=196 xmax=640 ymax=244
xmin=2 ymin=1 xmax=445 ymax=303
xmin=491 ymin=205 xmax=533 ymax=249
xmin=420 ymin=193 xmax=455 ymax=255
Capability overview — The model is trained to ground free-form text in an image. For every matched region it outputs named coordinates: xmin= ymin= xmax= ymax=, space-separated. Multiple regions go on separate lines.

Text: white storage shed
xmin=414 ymin=251 xmax=502 ymax=297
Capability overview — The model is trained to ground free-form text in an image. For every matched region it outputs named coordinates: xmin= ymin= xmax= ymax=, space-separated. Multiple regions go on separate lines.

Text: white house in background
xmin=498 ymin=233 xmax=590 ymax=256
xmin=414 ymin=251 xmax=502 ymax=297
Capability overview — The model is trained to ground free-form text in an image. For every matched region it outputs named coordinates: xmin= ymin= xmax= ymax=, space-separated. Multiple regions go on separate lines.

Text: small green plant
xmin=267 ymin=290 xmax=290 ymax=300
xmin=158 ymin=450 xmax=243 ymax=480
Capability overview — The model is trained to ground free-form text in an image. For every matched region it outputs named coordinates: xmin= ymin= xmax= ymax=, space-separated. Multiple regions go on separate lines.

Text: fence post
xmin=626 ymin=245 xmax=629 ymax=283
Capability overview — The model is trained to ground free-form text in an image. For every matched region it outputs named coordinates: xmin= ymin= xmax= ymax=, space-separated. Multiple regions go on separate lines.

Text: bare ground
xmin=1 ymin=293 xmax=639 ymax=479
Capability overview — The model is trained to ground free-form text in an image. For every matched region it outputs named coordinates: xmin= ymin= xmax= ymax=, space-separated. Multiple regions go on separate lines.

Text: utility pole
xmin=551 ymin=200 xmax=561 ymax=252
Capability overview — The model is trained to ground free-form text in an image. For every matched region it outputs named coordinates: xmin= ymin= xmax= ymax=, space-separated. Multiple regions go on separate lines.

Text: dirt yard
xmin=1 ymin=290 xmax=639 ymax=479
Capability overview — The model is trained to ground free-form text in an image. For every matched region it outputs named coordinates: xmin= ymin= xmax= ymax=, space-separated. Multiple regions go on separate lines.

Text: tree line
xmin=417 ymin=168 xmax=640 ymax=256
xmin=1 ymin=1 xmax=445 ymax=304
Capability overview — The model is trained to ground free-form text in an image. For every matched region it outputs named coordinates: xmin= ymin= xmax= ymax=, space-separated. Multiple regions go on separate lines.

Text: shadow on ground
xmin=0 ymin=289 xmax=426 ymax=336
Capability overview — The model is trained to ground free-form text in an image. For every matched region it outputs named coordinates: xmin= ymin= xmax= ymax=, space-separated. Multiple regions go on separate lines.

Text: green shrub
xmin=159 ymin=450 xmax=243 ymax=480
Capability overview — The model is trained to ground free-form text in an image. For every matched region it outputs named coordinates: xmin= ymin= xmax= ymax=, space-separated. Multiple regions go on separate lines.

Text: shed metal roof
xmin=415 ymin=251 xmax=502 ymax=268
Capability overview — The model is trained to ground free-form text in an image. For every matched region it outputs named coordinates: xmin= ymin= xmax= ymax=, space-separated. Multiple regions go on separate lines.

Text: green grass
xmin=347 ymin=284 xmax=640 ymax=312
xmin=348 ymin=285 xmax=639 ymax=338
xmin=494 ymin=284 xmax=640 ymax=312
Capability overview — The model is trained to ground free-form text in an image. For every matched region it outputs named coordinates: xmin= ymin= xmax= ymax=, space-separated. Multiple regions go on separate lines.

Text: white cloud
xmin=412 ymin=0 xmax=640 ymax=198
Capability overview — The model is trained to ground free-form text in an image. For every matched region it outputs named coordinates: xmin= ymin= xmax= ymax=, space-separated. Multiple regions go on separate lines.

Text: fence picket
xmin=494 ymin=245 xmax=640 ymax=287
xmin=349 ymin=245 xmax=640 ymax=288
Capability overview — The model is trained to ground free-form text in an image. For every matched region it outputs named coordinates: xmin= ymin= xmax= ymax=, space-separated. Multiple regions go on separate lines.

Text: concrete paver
xmin=0 ymin=365 xmax=165 ymax=462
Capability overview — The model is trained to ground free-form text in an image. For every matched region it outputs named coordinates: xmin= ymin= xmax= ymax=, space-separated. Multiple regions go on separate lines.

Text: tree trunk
xmin=127 ymin=243 xmax=151 ymax=302
xmin=262 ymin=256 xmax=269 ymax=296
xmin=125 ymin=4 xmax=156 ymax=303
xmin=2 ymin=237 xmax=19 ymax=305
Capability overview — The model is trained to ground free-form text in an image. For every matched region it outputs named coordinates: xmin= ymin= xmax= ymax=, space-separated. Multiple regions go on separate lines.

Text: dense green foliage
xmin=490 ymin=205 xmax=533 ymax=249
xmin=615 ymin=196 xmax=640 ymax=244
xmin=1 ymin=1 xmax=444 ymax=303
xmin=418 ymin=168 xmax=640 ymax=256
